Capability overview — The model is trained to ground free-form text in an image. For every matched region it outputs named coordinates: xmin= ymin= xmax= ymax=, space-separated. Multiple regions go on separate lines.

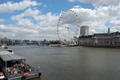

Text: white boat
xmin=1 ymin=44 xmax=8 ymax=49
xmin=0 ymin=45 xmax=14 ymax=54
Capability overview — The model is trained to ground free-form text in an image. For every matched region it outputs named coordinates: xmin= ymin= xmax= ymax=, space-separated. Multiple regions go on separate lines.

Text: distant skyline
xmin=0 ymin=0 xmax=120 ymax=40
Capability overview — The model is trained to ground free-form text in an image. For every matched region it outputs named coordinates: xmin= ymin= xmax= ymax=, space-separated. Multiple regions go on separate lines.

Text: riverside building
xmin=80 ymin=26 xmax=89 ymax=36
xmin=78 ymin=28 xmax=120 ymax=47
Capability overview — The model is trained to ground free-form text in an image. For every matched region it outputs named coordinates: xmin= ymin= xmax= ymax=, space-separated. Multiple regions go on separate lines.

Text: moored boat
xmin=0 ymin=44 xmax=14 ymax=54
xmin=0 ymin=50 xmax=41 ymax=80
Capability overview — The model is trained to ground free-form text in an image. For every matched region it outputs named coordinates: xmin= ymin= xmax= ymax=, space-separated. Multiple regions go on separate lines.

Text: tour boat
xmin=0 ymin=49 xmax=41 ymax=80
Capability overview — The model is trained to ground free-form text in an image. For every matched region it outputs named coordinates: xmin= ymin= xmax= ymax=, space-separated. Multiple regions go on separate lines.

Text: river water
xmin=9 ymin=46 xmax=120 ymax=80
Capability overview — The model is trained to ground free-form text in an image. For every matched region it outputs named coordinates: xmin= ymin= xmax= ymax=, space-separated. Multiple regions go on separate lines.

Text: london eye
xmin=57 ymin=10 xmax=80 ymax=45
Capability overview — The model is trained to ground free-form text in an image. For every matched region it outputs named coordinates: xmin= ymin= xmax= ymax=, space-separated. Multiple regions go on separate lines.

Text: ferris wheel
xmin=57 ymin=10 xmax=80 ymax=45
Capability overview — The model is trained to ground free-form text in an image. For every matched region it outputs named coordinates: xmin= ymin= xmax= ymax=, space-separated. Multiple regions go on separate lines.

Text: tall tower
xmin=80 ymin=26 xmax=89 ymax=36
xmin=108 ymin=27 xmax=110 ymax=33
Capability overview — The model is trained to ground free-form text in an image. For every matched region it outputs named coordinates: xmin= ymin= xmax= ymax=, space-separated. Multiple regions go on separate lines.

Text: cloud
xmin=11 ymin=8 xmax=40 ymax=26
xmin=11 ymin=8 xmax=59 ymax=28
xmin=68 ymin=0 xmax=76 ymax=2
xmin=0 ymin=24 xmax=40 ymax=39
xmin=10 ymin=7 xmax=59 ymax=40
xmin=68 ymin=0 xmax=120 ymax=7
xmin=81 ymin=0 xmax=119 ymax=6
xmin=67 ymin=0 xmax=120 ymax=35
xmin=0 ymin=0 xmax=40 ymax=13
xmin=0 ymin=0 xmax=59 ymax=40
xmin=12 ymin=15 xmax=34 ymax=27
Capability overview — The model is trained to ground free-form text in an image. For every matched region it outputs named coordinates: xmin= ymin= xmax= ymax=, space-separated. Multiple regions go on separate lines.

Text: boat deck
xmin=5 ymin=70 xmax=40 ymax=80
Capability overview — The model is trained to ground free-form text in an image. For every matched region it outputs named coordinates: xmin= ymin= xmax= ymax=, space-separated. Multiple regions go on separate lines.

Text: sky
xmin=0 ymin=0 xmax=120 ymax=40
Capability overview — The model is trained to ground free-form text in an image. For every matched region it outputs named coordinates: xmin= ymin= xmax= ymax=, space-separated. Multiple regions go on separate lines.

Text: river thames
xmin=9 ymin=46 xmax=120 ymax=80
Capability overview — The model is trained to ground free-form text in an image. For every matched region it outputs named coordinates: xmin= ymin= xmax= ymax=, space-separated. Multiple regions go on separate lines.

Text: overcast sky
xmin=0 ymin=0 xmax=120 ymax=40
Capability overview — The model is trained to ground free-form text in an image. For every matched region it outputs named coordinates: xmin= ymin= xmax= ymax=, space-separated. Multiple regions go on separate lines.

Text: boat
xmin=0 ymin=44 xmax=14 ymax=54
xmin=0 ymin=49 xmax=41 ymax=80
xmin=1 ymin=44 xmax=8 ymax=49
